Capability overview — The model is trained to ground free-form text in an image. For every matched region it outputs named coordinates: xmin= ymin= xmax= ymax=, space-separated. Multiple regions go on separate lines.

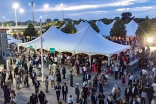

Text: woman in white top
xmin=67 ymin=95 xmax=74 ymax=104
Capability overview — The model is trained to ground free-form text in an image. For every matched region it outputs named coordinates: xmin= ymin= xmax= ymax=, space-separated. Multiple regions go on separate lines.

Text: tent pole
xmin=108 ymin=56 xmax=110 ymax=66
xmin=89 ymin=55 xmax=91 ymax=67
xmin=40 ymin=18 xmax=44 ymax=82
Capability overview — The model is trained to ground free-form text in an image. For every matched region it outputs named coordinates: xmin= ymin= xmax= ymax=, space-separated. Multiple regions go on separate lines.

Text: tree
xmin=23 ymin=24 xmax=38 ymax=38
xmin=88 ymin=20 xmax=100 ymax=33
xmin=101 ymin=18 xmax=114 ymax=24
xmin=74 ymin=19 xmax=82 ymax=25
xmin=61 ymin=21 xmax=77 ymax=34
xmin=110 ymin=19 xmax=126 ymax=37
xmin=44 ymin=21 xmax=57 ymax=31
xmin=121 ymin=12 xmax=132 ymax=23
xmin=136 ymin=16 xmax=156 ymax=38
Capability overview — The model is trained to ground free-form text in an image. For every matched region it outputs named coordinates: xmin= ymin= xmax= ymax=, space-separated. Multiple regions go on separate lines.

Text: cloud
xmin=69 ymin=11 xmax=108 ymax=16
xmin=35 ymin=0 xmax=148 ymax=12
xmin=116 ymin=5 xmax=156 ymax=12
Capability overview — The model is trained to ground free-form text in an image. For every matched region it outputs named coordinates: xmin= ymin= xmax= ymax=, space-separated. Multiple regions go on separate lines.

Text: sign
xmin=50 ymin=48 xmax=55 ymax=53
xmin=29 ymin=46 xmax=33 ymax=49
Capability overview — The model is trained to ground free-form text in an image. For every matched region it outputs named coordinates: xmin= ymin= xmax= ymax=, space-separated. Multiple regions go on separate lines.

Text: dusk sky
xmin=0 ymin=0 xmax=156 ymax=22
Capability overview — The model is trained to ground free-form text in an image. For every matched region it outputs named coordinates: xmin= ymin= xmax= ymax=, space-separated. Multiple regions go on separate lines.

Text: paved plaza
xmin=0 ymin=64 xmax=140 ymax=104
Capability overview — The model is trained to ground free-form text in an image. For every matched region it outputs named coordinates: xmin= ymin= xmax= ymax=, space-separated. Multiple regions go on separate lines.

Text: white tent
xmin=18 ymin=25 xmax=130 ymax=57
xmin=7 ymin=35 xmax=22 ymax=44
xmin=75 ymin=21 xmax=90 ymax=32
xmin=74 ymin=25 xmax=130 ymax=57
xmin=96 ymin=21 xmax=115 ymax=36
xmin=126 ymin=19 xmax=138 ymax=36
xmin=18 ymin=26 xmax=88 ymax=53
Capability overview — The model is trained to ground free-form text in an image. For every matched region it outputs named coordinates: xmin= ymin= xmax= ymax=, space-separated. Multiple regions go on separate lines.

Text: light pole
xmin=19 ymin=8 xmax=24 ymax=26
xmin=13 ymin=3 xmax=19 ymax=27
xmin=29 ymin=2 xmax=35 ymax=25
xmin=40 ymin=16 xmax=44 ymax=82
xmin=60 ymin=3 xmax=64 ymax=20
xmin=2 ymin=16 xmax=5 ymax=28
xmin=44 ymin=4 xmax=49 ymax=23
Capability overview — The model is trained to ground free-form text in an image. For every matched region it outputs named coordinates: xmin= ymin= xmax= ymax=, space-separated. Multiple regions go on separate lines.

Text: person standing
xmin=45 ymin=76 xmax=49 ymax=93
xmin=14 ymin=65 xmax=18 ymax=78
xmin=56 ymin=69 xmax=61 ymax=83
xmin=91 ymin=91 xmax=97 ymax=104
xmin=124 ymin=86 xmax=131 ymax=103
xmin=49 ymin=71 xmax=55 ymax=88
xmin=98 ymin=92 xmax=105 ymax=104
xmin=34 ymin=78 xmax=40 ymax=95
xmin=29 ymin=65 xmax=33 ymax=78
xmin=31 ymin=70 xmax=36 ymax=86
xmin=62 ymin=83 xmax=68 ymax=102
xmin=15 ymin=74 xmax=21 ymax=90
xmin=122 ymin=75 xmax=126 ymax=86
xmin=38 ymin=91 xmax=46 ymax=104
xmin=69 ymin=71 xmax=73 ymax=87
xmin=114 ymin=65 xmax=119 ymax=80
xmin=30 ymin=93 xmax=37 ymax=104
xmin=0 ymin=72 xmax=4 ymax=88
xmin=62 ymin=67 xmax=66 ymax=79
xmin=99 ymin=79 xmax=103 ymax=93
xmin=75 ymin=83 xmax=80 ymax=103
xmin=55 ymin=83 xmax=61 ymax=103
xmin=141 ymin=89 xmax=146 ymax=104
xmin=3 ymin=85 xmax=10 ymax=103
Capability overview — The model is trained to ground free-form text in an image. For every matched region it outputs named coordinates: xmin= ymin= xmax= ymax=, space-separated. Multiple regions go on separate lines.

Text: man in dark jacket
xmin=124 ymin=86 xmax=131 ymax=103
xmin=75 ymin=83 xmax=80 ymax=103
xmin=62 ymin=83 xmax=68 ymax=102
xmin=30 ymin=93 xmax=37 ymax=104
xmin=62 ymin=67 xmax=66 ymax=79
xmin=91 ymin=91 xmax=97 ymax=104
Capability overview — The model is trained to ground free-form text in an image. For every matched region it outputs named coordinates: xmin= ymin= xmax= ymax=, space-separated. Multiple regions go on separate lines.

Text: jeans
xmin=56 ymin=91 xmax=60 ymax=102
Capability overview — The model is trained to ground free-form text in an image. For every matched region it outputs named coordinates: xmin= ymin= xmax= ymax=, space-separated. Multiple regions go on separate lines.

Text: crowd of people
xmin=1 ymin=36 xmax=156 ymax=104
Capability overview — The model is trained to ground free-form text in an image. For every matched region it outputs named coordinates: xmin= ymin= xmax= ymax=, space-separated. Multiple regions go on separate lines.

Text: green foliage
xmin=57 ymin=21 xmax=65 ymax=29
xmin=136 ymin=16 xmax=156 ymax=38
xmin=74 ymin=19 xmax=82 ymax=25
xmin=23 ymin=24 xmax=38 ymax=37
xmin=121 ymin=12 xmax=133 ymax=24
xmin=110 ymin=19 xmax=126 ymax=37
xmin=88 ymin=20 xmax=100 ymax=33
xmin=61 ymin=21 xmax=77 ymax=34
xmin=101 ymin=18 xmax=114 ymax=24
xmin=44 ymin=21 xmax=57 ymax=31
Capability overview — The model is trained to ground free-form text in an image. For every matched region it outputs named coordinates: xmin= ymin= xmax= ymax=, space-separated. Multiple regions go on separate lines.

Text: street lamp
xmin=13 ymin=3 xmax=19 ymax=27
xmin=2 ymin=16 xmax=5 ymax=28
xmin=60 ymin=3 xmax=64 ymax=20
xmin=29 ymin=2 xmax=35 ymax=25
xmin=19 ymin=8 xmax=24 ymax=26
xmin=40 ymin=16 xmax=44 ymax=82
xmin=44 ymin=4 xmax=49 ymax=23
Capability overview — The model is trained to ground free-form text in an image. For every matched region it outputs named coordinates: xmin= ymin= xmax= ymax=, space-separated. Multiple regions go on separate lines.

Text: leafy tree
xmin=57 ymin=21 xmax=65 ymax=29
xmin=61 ymin=21 xmax=77 ymax=34
xmin=136 ymin=16 xmax=156 ymax=38
xmin=101 ymin=18 xmax=114 ymax=24
xmin=74 ymin=19 xmax=82 ymax=25
xmin=110 ymin=19 xmax=126 ymax=37
xmin=23 ymin=24 xmax=38 ymax=38
xmin=44 ymin=21 xmax=57 ymax=31
xmin=121 ymin=12 xmax=132 ymax=23
xmin=88 ymin=20 xmax=100 ymax=33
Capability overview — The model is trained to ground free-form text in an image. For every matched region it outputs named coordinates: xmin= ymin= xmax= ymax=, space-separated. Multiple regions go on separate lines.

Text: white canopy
xmin=7 ymin=35 xmax=22 ymax=44
xmin=96 ymin=21 xmax=115 ymax=36
xmin=18 ymin=25 xmax=130 ymax=57
xmin=126 ymin=19 xmax=138 ymax=36
xmin=74 ymin=25 xmax=130 ymax=56
xmin=75 ymin=21 xmax=90 ymax=32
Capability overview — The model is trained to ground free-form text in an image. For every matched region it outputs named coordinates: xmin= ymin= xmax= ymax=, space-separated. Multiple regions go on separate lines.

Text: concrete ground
xmin=0 ymin=64 xmax=141 ymax=104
